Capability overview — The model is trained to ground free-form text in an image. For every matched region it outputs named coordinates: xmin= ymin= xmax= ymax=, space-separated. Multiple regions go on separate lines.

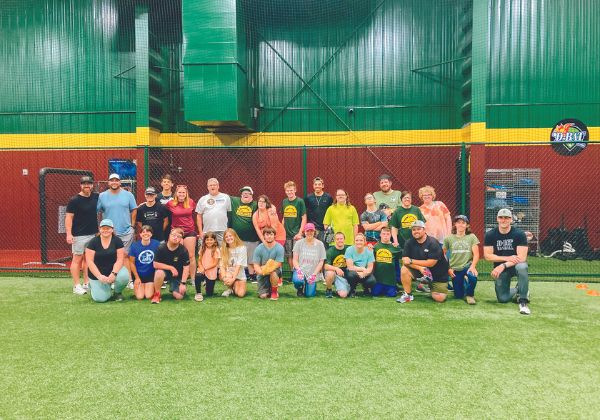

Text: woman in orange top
xmin=418 ymin=185 xmax=452 ymax=244
xmin=253 ymin=194 xmax=286 ymax=246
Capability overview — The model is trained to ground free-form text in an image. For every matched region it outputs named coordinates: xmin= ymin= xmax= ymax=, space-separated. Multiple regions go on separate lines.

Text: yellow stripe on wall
xmin=0 ymin=126 xmax=598 ymax=149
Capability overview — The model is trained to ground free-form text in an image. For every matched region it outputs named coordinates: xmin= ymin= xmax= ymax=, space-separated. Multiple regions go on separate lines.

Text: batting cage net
xmin=1 ymin=0 xmax=599 ymax=280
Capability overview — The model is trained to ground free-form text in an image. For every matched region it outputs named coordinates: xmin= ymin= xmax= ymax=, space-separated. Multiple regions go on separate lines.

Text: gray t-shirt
xmin=373 ymin=190 xmax=402 ymax=210
xmin=292 ymin=238 xmax=326 ymax=279
xmin=223 ymin=246 xmax=247 ymax=280
xmin=195 ymin=192 xmax=231 ymax=232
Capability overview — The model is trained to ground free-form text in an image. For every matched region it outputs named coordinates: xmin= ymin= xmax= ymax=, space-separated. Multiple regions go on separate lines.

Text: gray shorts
xmin=244 ymin=241 xmax=260 ymax=264
xmin=257 ymin=268 xmax=282 ymax=296
xmin=72 ymin=234 xmax=95 ymax=255
xmin=117 ymin=230 xmax=134 ymax=254
xmin=284 ymin=238 xmax=297 ymax=257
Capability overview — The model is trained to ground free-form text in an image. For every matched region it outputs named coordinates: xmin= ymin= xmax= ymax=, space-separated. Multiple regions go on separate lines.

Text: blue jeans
xmin=451 ymin=267 xmax=478 ymax=299
xmin=371 ymin=282 xmax=397 ymax=297
xmin=292 ymin=270 xmax=317 ymax=297
xmin=495 ymin=262 xmax=529 ymax=304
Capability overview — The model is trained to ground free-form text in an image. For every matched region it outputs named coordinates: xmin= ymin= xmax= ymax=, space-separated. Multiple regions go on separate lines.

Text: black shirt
xmin=136 ymin=202 xmax=169 ymax=241
xmin=66 ymin=193 xmax=99 ymax=236
xmin=305 ymin=192 xmax=333 ymax=231
xmin=484 ymin=227 xmax=527 ymax=267
xmin=403 ymin=235 xmax=449 ymax=282
xmin=86 ymin=235 xmax=124 ymax=280
xmin=155 ymin=242 xmax=190 ymax=280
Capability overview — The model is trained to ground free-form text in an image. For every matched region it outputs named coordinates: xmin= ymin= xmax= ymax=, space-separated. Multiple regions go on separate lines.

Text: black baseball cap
xmin=379 ymin=174 xmax=392 ymax=181
xmin=80 ymin=176 xmax=94 ymax=184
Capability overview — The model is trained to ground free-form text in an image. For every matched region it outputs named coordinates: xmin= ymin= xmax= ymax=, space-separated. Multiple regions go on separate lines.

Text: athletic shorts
xmin=139 ymin=274 xmax=154 ymax=284
xmin=183 ymin=231 xmax=197 ymax=239
xmin=334 ymin=275 xmax=350 ymax=293
xmin=117 ymin=231 xmax=134 ymax=254
xmin=257 ymin=268 xmax=282 ymax=295
xmin=244 ymin=241 xmax=260 ymax=264
xmin=168 ymin=276 xmax=187 ymax=293
xmin=284 ymin=238 xmax=297 ymax=257
xmin=431 ymin=281 xmax=449 ymax=294
xmin=72 ymin=234 xmax=95 ymax=255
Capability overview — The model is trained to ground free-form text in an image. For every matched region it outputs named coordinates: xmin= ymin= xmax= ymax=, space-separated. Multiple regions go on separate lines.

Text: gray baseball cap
xmin=497 ymin=208 xmax=513 ymax=218
xmin=411 ymin=220 xmax=426 ymax=229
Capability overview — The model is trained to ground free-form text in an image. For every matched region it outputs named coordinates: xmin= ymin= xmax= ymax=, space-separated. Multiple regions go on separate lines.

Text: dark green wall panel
xmin=487 ymin=0 xmax=600 ymax=128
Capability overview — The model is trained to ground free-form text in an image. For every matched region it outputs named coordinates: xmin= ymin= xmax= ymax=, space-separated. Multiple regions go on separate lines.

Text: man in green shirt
xmin=372 ymin=227 xmax=402 ymax=297
xmin=281 ymin=181 xmax=307 ymax=273
xmin=373 ymin=174 xmax=402 ymax=220
xmin=229 ymin=186 xmax=259 ymax=282
xmin=323 ymin=232 xmax=350 ymax=298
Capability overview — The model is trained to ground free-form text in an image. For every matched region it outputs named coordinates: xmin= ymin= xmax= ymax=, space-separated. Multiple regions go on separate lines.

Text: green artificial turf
xmin=1 ymin=277 xmax=599 ymax=419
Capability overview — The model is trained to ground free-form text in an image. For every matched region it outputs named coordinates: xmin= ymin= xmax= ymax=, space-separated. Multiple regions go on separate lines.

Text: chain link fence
xmin=2 ymin=143 xmax=599 ymax=280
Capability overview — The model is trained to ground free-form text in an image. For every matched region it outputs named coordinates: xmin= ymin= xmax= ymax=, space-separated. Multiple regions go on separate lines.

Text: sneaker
xmin=161 ymin=281 xmax=167 ymax=289
xmin=416 ymin=283 xmax=431 ymax=293
xmin=82 ymin=283 xmax=89 ymax=291
xmin=114 ymin=293 xmax=124 ymax=302
xmin=348 ymin=290 xmax=356 ymax=298
xmin=221 ymin=288 xmax=233 ymax=297
xmin=151 ymin=291 xmax=161 ymax=304
xmin=466 ymin=296 xmax=476 ymax=305
xmin=73 ymin=284 xmax=87 ymax=295
xmin=396 ymin=292 xmax=414 ymax=304
xmin=127 ymin=281 xmax=134 ymax=290
xmin=363 ymin=287 xmax=371 ymax=296
xmin=270 ymin=290 xmax=279 ymax=301
xmin=447 ymin=281 xmax=454 ymax=291
xmin=325 ymin=289 xmax=333 ymax=299
xmin=194 ymin=293 xmax=204 ymax=302
xmin=296 ymin=287 xmax=304 ymax=297
xmin=519 ymin=303 xmax=531 ymax=315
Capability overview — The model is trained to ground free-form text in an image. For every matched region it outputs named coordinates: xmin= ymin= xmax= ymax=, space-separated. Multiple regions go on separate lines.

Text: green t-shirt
xmin=282 ymin=197 xmax=306 ymax=238
xmin=443 ymin=233 xmax=480 ymax=270
xmin=373 ymin=190 xmax=402 ymax=210
xmin=326 ymin=245 xmax=348 ymax=268
xmin=373 ymin=242 xmax=401 ymax=286
xmin=389 ymin=205 xmax=425 ymax=247
xmin=229 ymin=197 xmax=259 ymax=242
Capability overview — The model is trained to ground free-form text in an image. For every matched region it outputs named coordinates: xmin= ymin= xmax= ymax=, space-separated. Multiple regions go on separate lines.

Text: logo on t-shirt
xmin=138 ymin=250 xmax=155 ymax=265
xmin=236 ymin=205 xmax=253 ymax=218
xmin=496 ymin=239 xmax=514 ymax=252
xmin=401 ymin=214 xmax=418 ymax=229
xmin=332 ymin=254 xmax=347 ymax=268
xmin=284 ymin=205 xmax=298 ymax=218
xmin=207 ymin=198 xmax=215 ymax=206
xmin=375 ymin=248 xmax=393 ymax=264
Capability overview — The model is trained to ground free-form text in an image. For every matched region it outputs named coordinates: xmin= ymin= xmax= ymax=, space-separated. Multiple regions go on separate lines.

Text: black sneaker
xmin=363 ymin=287 xmax=371 ymax=296
xmin=296 ymin=287 xmax=304 ymax=297
xmin=114 ymin=293 xmax=124 ymax=302
xmin=349 ymin=290 xmax=356 ymax=298
xmin=325 ymin=289 xmax=333 ymax=298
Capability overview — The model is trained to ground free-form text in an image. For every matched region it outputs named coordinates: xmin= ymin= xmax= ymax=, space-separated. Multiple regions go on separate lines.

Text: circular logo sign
xmin=550 ymin=118 xmax=588 ymax=156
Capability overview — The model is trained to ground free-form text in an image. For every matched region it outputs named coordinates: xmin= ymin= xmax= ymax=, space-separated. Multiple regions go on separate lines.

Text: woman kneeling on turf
xmin=220 ymin=228 xmax=248 ymax=298
xmin=443 ymin=215 xmax=480 ymax=304
xmin=85 ymin=219 xmax=130 ymax=302
xmin=129 ymin=225 xmax=160 ymax=300
xmin=152 ymin=227 xmax=190 ymax=303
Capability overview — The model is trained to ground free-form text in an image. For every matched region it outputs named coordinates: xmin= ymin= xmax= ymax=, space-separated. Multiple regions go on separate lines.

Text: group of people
xmin=65 ymin=173 xmax=532 ymax=315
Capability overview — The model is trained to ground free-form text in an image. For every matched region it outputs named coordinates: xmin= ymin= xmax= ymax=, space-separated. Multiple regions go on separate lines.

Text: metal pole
xmin=302 ymin=146 xmax=308 ymax=198
xmin=461 ymin=142 xmax=467 ymax=214
xmin=144 ymin=146 xmax=149 ymax=188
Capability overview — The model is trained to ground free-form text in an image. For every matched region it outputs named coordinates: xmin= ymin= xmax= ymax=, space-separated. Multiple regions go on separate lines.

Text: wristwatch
xmin=409 ymin=258 xmax=413 ymax=264
xmin=111 ymin=271 xmax=118 ymax=276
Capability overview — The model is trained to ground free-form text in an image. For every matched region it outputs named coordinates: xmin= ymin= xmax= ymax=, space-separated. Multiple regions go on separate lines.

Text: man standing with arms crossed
xmin=65 ymin=175 xmax=98 ymax=295
xmin=484 ymin=208 xmax=531 ymax=315
xmin=282 ymin=181 xmax=307 ymax=278
xmin=196 ymin=178 xmax=231 ymax=245
xmin=97 ymin=173 xmax=137 ymax=282
xmin=305 ymin=177 xmax=333 ymax=244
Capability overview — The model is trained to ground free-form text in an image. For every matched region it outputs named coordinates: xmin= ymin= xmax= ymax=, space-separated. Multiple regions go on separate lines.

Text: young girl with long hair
xmin=194 ymin=231 xmax=221 ymax=301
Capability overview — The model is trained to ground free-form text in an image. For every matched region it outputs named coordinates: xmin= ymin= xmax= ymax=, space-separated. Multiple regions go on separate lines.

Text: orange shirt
xmin=199 ymin=247 xmax=220 ymax=280
xmin=419 ymin=201 xmax=451 ymax=243
xmin=253 ymin=208 xmax=286 ymax=243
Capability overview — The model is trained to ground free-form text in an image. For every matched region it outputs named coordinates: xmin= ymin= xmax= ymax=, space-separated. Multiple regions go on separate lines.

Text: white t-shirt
xmin=292 ymin=239 xmax=326 ymax=280
xmin=195 ymin=192 xmax=231 ymax=232
xmin=225 ymin=246 xmax=247 ymax=280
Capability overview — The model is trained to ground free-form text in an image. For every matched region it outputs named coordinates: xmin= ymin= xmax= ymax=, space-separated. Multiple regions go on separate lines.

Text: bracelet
xmin=501 ymin=263 xmax=507 ymax=269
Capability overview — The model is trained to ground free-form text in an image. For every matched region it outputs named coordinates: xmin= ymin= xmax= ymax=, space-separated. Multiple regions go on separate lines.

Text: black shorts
xmin=183 ymin=231 xmax=197 ymax=239
xmin=139 ymin=274 xmax=154 ymax=284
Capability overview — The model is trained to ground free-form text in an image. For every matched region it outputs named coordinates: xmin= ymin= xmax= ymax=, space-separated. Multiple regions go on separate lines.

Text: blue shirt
xmin=252 ymin=242 xmax=285 ymax=265
xmin=344 ymin=246 xmax=375 ymax=268
xmin=97 ymin=189 xmax=137 ymax=235
xmin=129 ymin=239 xmax=160 ymax=278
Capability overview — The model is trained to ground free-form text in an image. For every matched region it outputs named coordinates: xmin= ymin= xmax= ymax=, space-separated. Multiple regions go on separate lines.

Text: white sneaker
xmin=127 ymin=281 xmax=134 ymax=290
xmin=221 ymin=288 xmax=233 ymax=297
xmin=73 ymin=284 xmax=87 ymax=295
xmin=82 ymin=283 xmax=89 ymax=291
xmin=161 ymin=281 xmax=167 ymax=289
xmin=396 ymin=292 xmax=414 ymax=304
xmin=519 ymin=303 xmax=531 ymax=315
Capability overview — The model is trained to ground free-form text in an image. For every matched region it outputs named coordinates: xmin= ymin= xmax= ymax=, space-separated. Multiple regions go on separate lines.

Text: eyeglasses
xmin=169 ymin=233 xmax=183 ymax=238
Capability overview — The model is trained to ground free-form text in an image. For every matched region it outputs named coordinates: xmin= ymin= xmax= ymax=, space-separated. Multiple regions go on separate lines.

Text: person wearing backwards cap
xmin=97 ymin=173 xmax=137 ymax=284
xmin=292 ymin=223 xmax=326 ymax=297
xmin=229 ymin=186 xmax=259 ymax=283
xmin=443 ymin=215 xmax=480 ymax=304
xmin=135 ymin=187 xmax=169 ymax=242
xmin=484 ymin=208 xmax=531 ymax=315
xmin=397 ymin=220 xmax=449 ymax=304
xmin=65 ymin=175 xmax=99 ymax=295
xmin=85 ymin=219 xmax=130 ymax=302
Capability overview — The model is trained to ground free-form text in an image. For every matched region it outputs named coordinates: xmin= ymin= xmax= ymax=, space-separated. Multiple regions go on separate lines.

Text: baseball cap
xmin=454 ymin=214 xmax=469 ymax=223
xmin=378 ymin=203 xmax=390 ymax=210
xmin=80 ymin=176 xmax=93 ymax=184
xmin=145 ymin=187 xmax=157 ymax=195
xmin=497 ymin=208 xmax=513 ymax=218
xmin=99 ymin=218 xmax=114 ymax=228
xmin=411 ymin=220 xmax=426 ymax=229
xmin=108 ymin=173 xmax=120 ymax=180
xmin=304 ymin=223 xmax=316 ymax=232
xmin=239 ymin=186 xmax=254 ymax=194
xmin=379 ymin=174 xmax=392 ymax=181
